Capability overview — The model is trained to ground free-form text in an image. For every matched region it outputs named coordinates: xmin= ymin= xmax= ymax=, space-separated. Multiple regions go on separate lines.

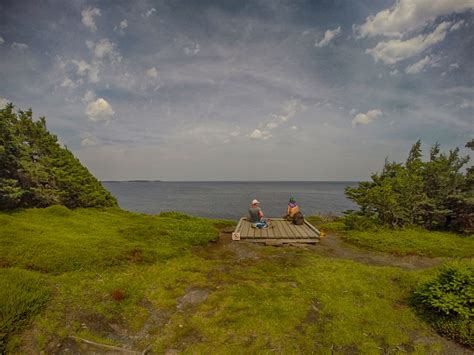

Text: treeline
xmin=345 ymin=140 xmax=473 ymax=233
xmin=0 ymin=104 xmax=117 ymax=209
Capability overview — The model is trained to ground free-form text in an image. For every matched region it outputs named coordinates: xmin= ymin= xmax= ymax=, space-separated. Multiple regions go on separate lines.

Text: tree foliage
xmin=0 ymin=104 xmax=117 ymax=209
xmin=345 ymin=140 xmax=473 ymax=233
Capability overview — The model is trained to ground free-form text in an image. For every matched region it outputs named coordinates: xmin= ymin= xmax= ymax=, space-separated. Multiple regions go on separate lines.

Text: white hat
xmin=252 ymin=199 xmax=260 ymax=205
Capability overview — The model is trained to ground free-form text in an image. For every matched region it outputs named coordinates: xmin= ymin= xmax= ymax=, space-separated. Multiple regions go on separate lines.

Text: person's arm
xmin=258 ymin=208 xmax=264 ymax=219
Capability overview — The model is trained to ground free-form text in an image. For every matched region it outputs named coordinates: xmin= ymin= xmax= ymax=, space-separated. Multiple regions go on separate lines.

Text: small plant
xmin=342 ymin=212 xmax=379 ymax=231
xmin=413 ymin=260 xmax=474 ymax=346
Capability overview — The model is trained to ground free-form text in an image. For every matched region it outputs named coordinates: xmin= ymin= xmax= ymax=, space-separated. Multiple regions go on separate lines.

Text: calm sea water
xmin=102 ymin=181 xmax=359 ymax=220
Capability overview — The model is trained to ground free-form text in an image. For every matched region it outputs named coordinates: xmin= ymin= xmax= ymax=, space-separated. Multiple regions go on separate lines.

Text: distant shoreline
xmin=102 ymin=180 xmax=360 ymax=183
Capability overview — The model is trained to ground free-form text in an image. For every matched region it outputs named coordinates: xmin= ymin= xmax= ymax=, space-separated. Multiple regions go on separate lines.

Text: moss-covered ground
xmin=1 ymin=208 xmax=472 ymax=354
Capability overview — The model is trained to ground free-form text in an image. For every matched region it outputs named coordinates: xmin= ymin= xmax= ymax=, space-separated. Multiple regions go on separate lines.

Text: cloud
xmin=352 ymin=109 xmax=382 ymax=127
xmin=248 ymin=129 xmax=272 ymax=140
xmin=263 ymin=99 xmax=305 ymax=131
xmin=450 ymin=20 xmax=465 ymax=31
xmin=390 ymin=69 xmax=399 ymax=75
xmin=11 ymin=42 xmax=28 ymax=50
xmin=405 ymin=55 xmax=433 ymax=74
xmin=85 ymin=98 xmax=115 ymax=122
xmin=82 ymin=90 xmax=96 ymax=103
xmin=366 ymin=21 xmax=453 ymax=65
xmin=315 ymin=26 xmax=341 ymax=47
xmin=143 ymin=8 xmax=156 ymax=18
xmin=0 ymin=37 xmax=4 ymax=45
xmin=88 ymin=39 xmax=121 ymax=63
xmin=81 ymin=7 xmax=101 ymax=32
xmin=119 ymin=19 xmax=128 ymax=30
xmin=449 ymin=62 xmax=460 ymax=70
xmin=229 ymin=128 xmax=240 ymax=137
xmin=60 ymin=77 xmax=77 ymax=88
xmin=290 ymin=125 xmax=298 ymax=130
xmin=0 ymin=97 xmax=9 ymax=107
xmin=460 ymin=100 xmax=474 ymax=109
xmin=81 ymin=133 xmax=98 ymax=147
xmin=349 ymin=108 xmax=357 ymax=115
xmin=146 ymin=67 xmax=158 ymax=78
xmin=71 ymin=59 xmax=100 ymax=83
xmin=355 ymin=0 xmax=474 ymax=38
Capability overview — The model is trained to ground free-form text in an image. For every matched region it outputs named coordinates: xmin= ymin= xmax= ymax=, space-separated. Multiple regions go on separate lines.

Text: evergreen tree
xmin=0 ymin=104 xmax=117 ymax=209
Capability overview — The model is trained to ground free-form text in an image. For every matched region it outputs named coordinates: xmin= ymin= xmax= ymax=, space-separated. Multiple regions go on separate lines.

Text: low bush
xmin=0 ymin=268 xmax=50 ymax=353
xmin=413 ymin=260 xmax=474 ymax=346
xmin=342 ymin=212 xmax=380 ymax=231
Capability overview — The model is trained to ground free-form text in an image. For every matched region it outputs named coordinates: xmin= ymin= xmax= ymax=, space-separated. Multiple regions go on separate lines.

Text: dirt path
xmin=310 ymin=232 xmax=445 ymax=270
xmin=210 ymin=227 xmax=444 ymax=270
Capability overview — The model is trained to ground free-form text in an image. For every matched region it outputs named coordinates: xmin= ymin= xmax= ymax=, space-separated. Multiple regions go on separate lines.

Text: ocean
xmin=102 ymin=181 xmax=359 ymax=220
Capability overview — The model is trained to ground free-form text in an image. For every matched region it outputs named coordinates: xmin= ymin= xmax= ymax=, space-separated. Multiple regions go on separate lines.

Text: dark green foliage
xmin=0 ymin=104 xmax=117 ymax=209
xmin=346 ymin=140 xmax=473 ymax=232
xmin=413 ymin=261 xmax=474 ymax=346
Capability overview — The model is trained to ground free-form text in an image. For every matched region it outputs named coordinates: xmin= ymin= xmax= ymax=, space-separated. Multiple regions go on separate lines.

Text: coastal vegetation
xmin=345 ymin=140 xmax=473 ymax=233
xmin=0 ymin=104 xmax=116 ymax=209
xmin=1 ymin=208 xmax=473 ymax=353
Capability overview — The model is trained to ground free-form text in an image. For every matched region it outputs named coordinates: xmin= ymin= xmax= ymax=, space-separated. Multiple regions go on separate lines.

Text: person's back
xmin=249 ymin=206 xmax=262 ymax=223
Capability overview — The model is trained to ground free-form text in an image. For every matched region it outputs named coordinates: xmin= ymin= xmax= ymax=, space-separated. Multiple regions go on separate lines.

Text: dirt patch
xmin=307 ymin=233 xmax=444 ymax=270
xmin=177 ymin=288 xmax=210 ymax=310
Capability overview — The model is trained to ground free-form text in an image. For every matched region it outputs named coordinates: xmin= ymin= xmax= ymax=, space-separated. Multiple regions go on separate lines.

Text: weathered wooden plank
xmin=273 ymin=221 xmax=285 ymax=237
xmin=242 ymin=219 xmax=251 ymax=237
xmin=243 ymin=238 xmax=319 ymax=244
xmin=234 ymin=217 xmax=244 ymax=234
xmin=280 ymin=220 xmax=295 ymax=238
xmin=301 ymin=223 xmax=317 ymax=237
xmin=304 ymin=220 xmax=321 ymax=237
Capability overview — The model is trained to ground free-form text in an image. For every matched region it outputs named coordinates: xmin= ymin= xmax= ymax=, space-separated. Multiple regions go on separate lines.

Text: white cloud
xmin=449 ymin=62 xmax=460 ymax=70
xmin=290 ymin=125 xmax=298 ymax=130
xmin=11 ymin=42 xmax=28 ymax=50
xmin=0 ymin=37 xmax=4 ymax=45
xmin=229 ymin=128 xmax=240 ymax=137
xmin=146 ymin=67 xmax=158 ymax=78
xmin=81 ymin=7 xmax=101 ymax=32
xmin=0 ymin=97 xmax=9 ymax=107
xmin=60 ymin=77 xmax=77 ymax=88
xmin=85 ymin=98 xmax=114 ymax=122
xmin=450 ymin=20 xmax=465 ymax=31
xmin=460 ymin=100 xmax=474 ymax=109
xmin=315 ymin=26 xmax=341 ymax=47
xmin=119 ymin=19 xmax=128 ymax=29
xmin=390 ymin=69 xmax=399 ymax=75
xmin=143 ymin=8 xmax=156 ymax=18
xmin=405 ymin=55 xmax=433 ymax=74
xmin=82 ymin=90 xmax=96 ymax=103
xmin=248 ymin=129 xmax=272 ymax=140
xmin=356 ymin=0 xmax=474 ymax=38
xmin=89 ymin=39 xmax=121 ymax=63
xmin=81 ymin=133 xmax=98 ymax=147
xmin=366 ymin=21 xmax=453 ymax=65
xmin=352 ymin=109 xmax=382 ymax=127
xmin=71 ymin=59 xmax=100 ymax=83
xmin=184 ymin=43 xmax=200 ymax=56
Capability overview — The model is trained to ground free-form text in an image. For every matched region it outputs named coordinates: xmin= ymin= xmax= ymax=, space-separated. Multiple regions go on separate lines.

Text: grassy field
xmin=306 ymin=216 xmax=474 ymax=258
xmin=0 ymin=208 xmax=472 ymax=353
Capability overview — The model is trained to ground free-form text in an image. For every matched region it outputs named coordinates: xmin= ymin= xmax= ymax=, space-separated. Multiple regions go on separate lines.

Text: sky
xmin=0 ymin=0 xmax=473 ymax=181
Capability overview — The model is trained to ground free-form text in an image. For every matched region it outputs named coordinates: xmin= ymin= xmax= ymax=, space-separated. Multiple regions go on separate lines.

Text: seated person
xmin=284 ymin=197 xmax=300 ymax=221
xmin=248 ymin=199 xmax=268 ymax=229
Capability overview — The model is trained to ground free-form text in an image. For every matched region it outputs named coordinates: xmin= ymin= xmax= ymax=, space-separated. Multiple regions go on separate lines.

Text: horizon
xmin=1 ymin=0 xmax=473 ymax=181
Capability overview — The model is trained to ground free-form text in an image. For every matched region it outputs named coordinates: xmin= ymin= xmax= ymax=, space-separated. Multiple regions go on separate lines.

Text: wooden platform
xmin=232 ymin=218 xmax=320 ymax=243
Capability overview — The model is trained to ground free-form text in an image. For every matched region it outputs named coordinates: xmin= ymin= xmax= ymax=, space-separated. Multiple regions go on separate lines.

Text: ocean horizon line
xmin=102 ymin=180 xmax=361 ymax=183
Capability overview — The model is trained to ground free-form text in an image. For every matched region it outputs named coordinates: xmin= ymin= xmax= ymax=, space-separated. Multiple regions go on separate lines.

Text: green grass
xmin=306 ymin=215 xmax=474 ymax=258
xmin=341 ymin=228 xmax=474 ymax=257
xmin=1 ymin=208 xmax=472 ymax=353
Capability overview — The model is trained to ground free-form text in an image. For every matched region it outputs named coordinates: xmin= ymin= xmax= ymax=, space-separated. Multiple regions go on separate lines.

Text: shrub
xmin=343 ymin=212 xmax=379 ymax=231
xmin=413 ymin=260 xmax=474 ymax=346
xmin=0 ymin=268 xmax=50 ymax=352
